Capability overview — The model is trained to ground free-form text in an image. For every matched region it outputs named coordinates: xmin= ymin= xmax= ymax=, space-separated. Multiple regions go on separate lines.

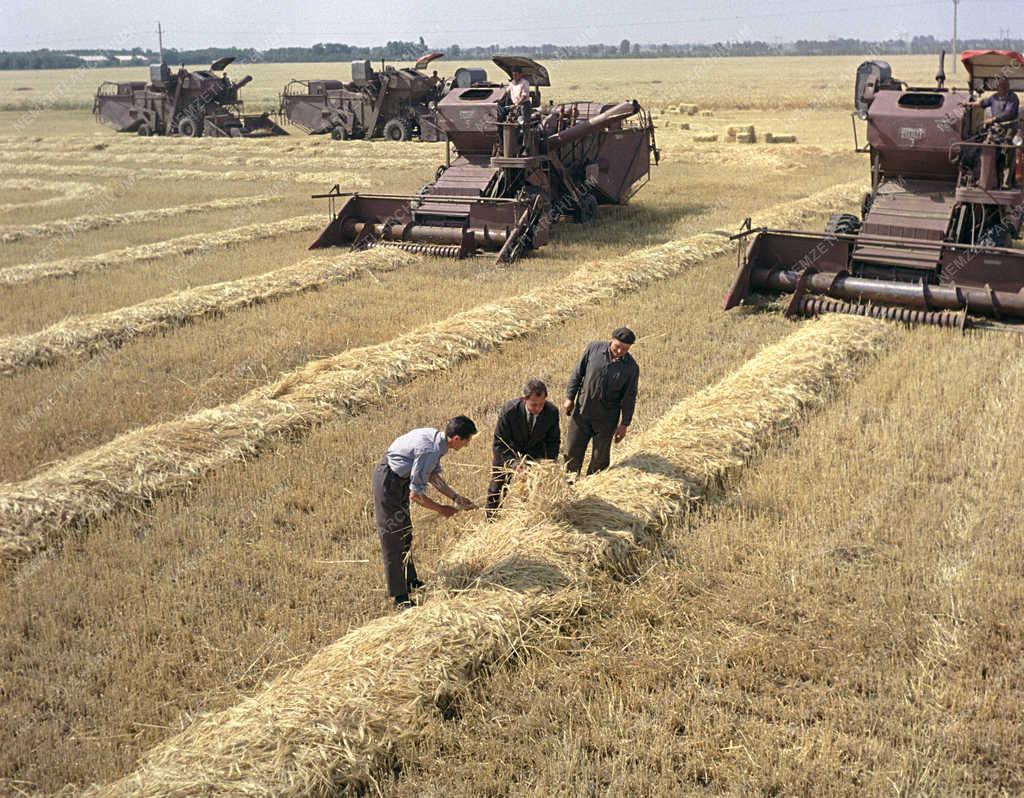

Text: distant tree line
xmin=3 ymin=35 xmax=1024 ymax=70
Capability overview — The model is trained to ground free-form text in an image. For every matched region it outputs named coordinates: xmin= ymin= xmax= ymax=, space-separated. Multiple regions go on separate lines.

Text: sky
xmin=1 ymin=0 xmax=1021 ymax=51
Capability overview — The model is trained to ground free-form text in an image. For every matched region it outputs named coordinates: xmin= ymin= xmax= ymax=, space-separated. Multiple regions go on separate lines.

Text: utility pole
xmin=951 ymin=0 xmax=959 ymax=74
xmin=157 ymin=21 xmax=164 ymax=63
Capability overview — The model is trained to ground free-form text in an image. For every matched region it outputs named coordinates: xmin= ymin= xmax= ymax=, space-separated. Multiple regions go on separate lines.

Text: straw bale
xmin=0 ymin=177 xmax=102 ymax=213
xmin=678 ymin=122 xmax=691 ymax=130
xmin=765 ymin=133 xmax=798 ymax=144
xmin=0 ymin=248 xmax=418 ymax=377
xmin=89 ymin=315 xmax=893 ymax=795
xmin=700 ymin=110 xmax=714 ymax=117
xmin=0 ymin=214 xmax=324 ymax=286
xmin=692 ymin=134 xmax=719 ymax=142
xmin=0 ymin=182 xmax=867 ymax=563
xmin=0 ymin=194 xmax=277 ymax=244
xmin=724 ymin=124 xmax=755 ymax=140
xmin=736 ymin=132 xmax=757 ymax=144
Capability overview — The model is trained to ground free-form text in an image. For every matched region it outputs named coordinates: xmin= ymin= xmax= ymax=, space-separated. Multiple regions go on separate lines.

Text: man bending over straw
xmin=373 ymin=416 xmax=479 ymax=610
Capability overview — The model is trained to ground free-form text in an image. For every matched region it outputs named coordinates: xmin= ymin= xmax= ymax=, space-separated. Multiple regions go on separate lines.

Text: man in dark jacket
xmin=563 ymin=327 xmax=640 ymax=476
xmin=486 ymin=379 xmax=560 ymax=515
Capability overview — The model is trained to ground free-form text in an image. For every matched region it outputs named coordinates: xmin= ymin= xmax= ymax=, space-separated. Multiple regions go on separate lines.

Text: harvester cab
xmin=308 ymin=56 xmax=658 ymax=264
xmin=93 ymin=57 xmax=287 ymax=138
xmin=725 ymin=50 xmax=1024 ymax=330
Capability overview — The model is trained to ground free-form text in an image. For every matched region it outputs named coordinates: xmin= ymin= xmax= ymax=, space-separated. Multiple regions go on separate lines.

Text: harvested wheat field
xmin=1 ymin=54 xmax=1022 ymax=797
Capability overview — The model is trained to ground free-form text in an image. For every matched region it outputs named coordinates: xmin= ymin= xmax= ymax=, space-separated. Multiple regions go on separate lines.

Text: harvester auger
xmin=308 ymin=56 xmax=658 ymax=264
xmin=94 ymin=57 xmax=287 ymax=138
xmin=725 ymin=50 xmax=1024 ymax=330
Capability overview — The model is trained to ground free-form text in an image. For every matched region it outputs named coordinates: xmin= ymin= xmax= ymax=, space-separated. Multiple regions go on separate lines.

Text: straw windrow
xmin=0 ymin=177 xmax=102 ymax=213
xmin=0 ymin=214 xmax=324 ymax=286
xmin=89 ymin=314 xmax=893 ymax=796
xmin=0 ymin=182 xmax=866 ymax=562
xmin=0 ymin=248 xmax=420 ymax=377
xmin=0 ymin=194 xmax=277 ymax=244
xmin=4 ymin=160 xmax=374 ymax=186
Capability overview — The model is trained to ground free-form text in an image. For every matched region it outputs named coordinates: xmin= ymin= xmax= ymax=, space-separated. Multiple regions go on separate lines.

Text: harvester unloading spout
xmin=725 ymin=50 xmax=1024 ymax=330
xmin=308 ymin=58 xmax=657 ymax=265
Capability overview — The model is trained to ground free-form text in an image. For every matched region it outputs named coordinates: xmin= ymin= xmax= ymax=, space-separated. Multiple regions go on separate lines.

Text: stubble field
xmin=0 ymin=55 xmax=1021 ymax=796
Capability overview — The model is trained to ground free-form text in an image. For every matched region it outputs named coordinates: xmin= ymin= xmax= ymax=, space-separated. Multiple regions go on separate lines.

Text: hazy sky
xmin=2 ymin=0 xmax=1020 ymax=51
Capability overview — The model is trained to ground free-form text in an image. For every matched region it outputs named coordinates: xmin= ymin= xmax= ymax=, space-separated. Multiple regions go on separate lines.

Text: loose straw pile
xmin=1 ymin=194 xmax=277 ymax=244
xmin=0 ymin=182 xmax=866 ymax=562
xmin=0 ymin=248 xmax=419 ymax=377
xmin=0 ymin=214 xmax=324 ymax=286
xmin=89 ymin=314 xmax=893 ymax=796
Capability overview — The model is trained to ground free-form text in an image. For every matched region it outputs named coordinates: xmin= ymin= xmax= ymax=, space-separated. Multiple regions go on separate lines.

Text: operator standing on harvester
xmin=563 ymin=328 xmax=640 ymax=476
xmin=969 ymin=76 xmax=1021 ymax=123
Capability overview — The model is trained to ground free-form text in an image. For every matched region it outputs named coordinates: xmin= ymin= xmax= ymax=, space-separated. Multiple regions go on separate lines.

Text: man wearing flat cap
xmin=563 ymin=327 xmax=640 ymax=476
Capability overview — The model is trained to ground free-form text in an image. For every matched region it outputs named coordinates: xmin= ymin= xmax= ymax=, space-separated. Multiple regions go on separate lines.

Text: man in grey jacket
xmin=563 ymin=327 xmax=640 ymax=476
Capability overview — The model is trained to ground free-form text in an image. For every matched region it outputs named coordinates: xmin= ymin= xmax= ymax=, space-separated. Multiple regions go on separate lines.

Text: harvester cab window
xmin=897 ymin=93 xmax=945 ymax=109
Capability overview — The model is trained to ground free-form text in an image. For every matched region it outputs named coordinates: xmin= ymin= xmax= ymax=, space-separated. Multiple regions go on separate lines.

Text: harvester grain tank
xmin=308 ymin=57 xmax=659 ymax=263
xmin=724 ymin=51 xmax=1024 ymax=329
xmin=279 ymin=52 xmax=450 ymax=141
xmin=93 ymin=57 xmax=287 ymax=137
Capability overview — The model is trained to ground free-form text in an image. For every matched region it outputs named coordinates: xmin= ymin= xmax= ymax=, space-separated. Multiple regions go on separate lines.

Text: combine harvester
xmin=308 ymin=57 xmax=658 ymax=262
xmin=94 ymin=57 xmax=287 ymax=137
xmin=279 ymin=52 xmax=474 ymax=141
xmin=725 ymin=51 xmax=1024 ymax=330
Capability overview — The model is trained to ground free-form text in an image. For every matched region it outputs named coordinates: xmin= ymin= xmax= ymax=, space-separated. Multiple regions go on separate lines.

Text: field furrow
xmin=0 ymin=182 xmax=864 ymax=563
xmin=0 ymin=214 xmax=324 ymax=285
xmin=0 ymin=248 xmax=418 ymax=376
xmin=88 ymin=314 xmax=890 ymax=796
xmin=0 ymin=194 xmax=277 ymax=244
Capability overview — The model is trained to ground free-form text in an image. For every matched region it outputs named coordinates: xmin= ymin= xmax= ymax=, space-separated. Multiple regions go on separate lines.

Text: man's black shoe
xmin=407 ymin=578 xmax=426 ymax=591
xmin=394 ymin=594 xmax=416 ymax=611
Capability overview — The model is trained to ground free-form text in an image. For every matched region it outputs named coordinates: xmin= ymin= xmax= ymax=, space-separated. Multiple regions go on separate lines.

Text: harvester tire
xmin=825 ymin=213 xmax=861 ymax=236
xmin=574 ymin=193 xmax=599 ymax=224
xmin=330 ymin=126 xmax=347 ymax=141
xmin=860 ymin=191 xmax=874 ymax=218
xmin=136 ymin=124 xmax=152 ymax=137
xmin=383 ymin=118 xmax=412 ymax=142
xmin=177 ymin=117 xmax=200 ymax=138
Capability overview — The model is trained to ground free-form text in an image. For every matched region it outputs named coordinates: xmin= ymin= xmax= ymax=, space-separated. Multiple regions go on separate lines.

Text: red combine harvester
xmin=94 ymin=58 xmax=287 ymax=138
xmin=725 ymin=51 xmax=1024 ymax=329
xmin=308 ymin=57 xmax=658 ymax=264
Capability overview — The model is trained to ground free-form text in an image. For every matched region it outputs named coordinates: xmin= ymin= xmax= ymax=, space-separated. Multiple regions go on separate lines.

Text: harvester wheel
xmin=825 ymin=213 xmax=861 ymax=236
xmin=136 ymin=123 xmax=152 ymax=137
xmin=330 ymin=126 xmax=347 ymax=141
xmin=860 ymin=191 xmax=874 ymax=218
xmin=177 ymin=116 xmax=200 ymax=138
xmin=574 ymin=193 xmax=599 ymax=224
xmin=383 ymin=118 xmax=412 ymax=141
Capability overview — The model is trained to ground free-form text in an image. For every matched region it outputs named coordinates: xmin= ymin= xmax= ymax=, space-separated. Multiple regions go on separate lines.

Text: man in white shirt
xmin=508 ymin=67 xmax=531 ymax=108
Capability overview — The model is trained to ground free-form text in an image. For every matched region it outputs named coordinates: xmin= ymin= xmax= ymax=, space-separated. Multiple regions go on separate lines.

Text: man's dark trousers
xmin=564 ymin=410 xmax=617 ymax=475
xmin=372 ymin=459 xmax=419 ymax=597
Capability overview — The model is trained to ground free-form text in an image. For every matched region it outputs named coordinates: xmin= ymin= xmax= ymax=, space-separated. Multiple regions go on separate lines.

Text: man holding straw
xmin=563 ymin=327 xmax=640 ymax=476
xmin=373 ymin=416 xmax=478 ymax=610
